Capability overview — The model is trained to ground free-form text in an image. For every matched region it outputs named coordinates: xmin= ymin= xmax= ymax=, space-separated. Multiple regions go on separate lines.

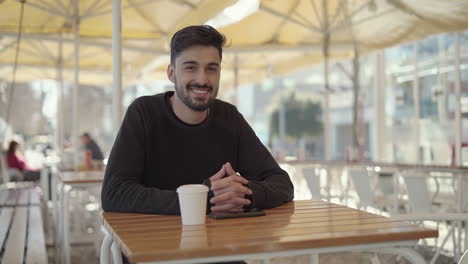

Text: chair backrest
xmin=0 ymin=152 xmax=9 ymax=184
xmin=402 ymin=172 xmax=432 ymax=214
xmin=459 ymin=250 xmax=468 ymax=264
xmin=7 ymin=168 xmax=23 ymax=181
xmin=348 ymin=168 xmax=374 ymax=208
xmin=302 ymin=167 xmax=322 ymax=200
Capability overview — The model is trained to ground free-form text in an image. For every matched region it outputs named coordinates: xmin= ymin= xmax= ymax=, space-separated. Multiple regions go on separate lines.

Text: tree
xmin=269 ymin=93 xmax=323 ymax=143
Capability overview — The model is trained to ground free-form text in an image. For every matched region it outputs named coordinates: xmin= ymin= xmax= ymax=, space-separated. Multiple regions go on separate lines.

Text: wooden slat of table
xmin=59 ymin=170 xmax=104 ymax=184
xmin=103 ymin=201 xmax=438 ymax=263
xmin=29 ymin=187 xmax=41 ymax=205
xmin=4 ymin=188 xmax=17 ymax=206
xmin=17 ymin=187 xmax=29 ymax=206
xmin=2 ymin=207 xmax=27 ymax=264
xmin=0 ymin=207 xmax=14 ymax=249
xmin=0 ymin=183 xmax=39 ymax=207
xmin=0 ymin=189 xmax=8 ymax=206
xmin=25 ymin=206 xmax=47 ymax=264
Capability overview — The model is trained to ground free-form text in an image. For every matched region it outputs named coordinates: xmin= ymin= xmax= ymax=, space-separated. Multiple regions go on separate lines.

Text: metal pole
xmin=437 ymin=35 xmax=447 ymax=122
xmin=56 ymin=32 xmax=64 ymax=156
xmin=322 ymin=0 xmax=332 ymax=160
xmin=112 ymin=0 xmax=123 ymax=137
xmin=324 ymin=63 xmax=331 ymax=160
xmin=72 ymin=0 xmax=80 ymax=171
xmin=454 ymin=33 xmax=462 ymax=166
xmin=373 ymin=51 xmax=386 ymax=162
xmin=413 ymin=42 xmax=420 ymax=164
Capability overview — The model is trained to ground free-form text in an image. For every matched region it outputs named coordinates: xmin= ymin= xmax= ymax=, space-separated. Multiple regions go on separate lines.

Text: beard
xmin=174 ymin=78 xmax=218 ymax=112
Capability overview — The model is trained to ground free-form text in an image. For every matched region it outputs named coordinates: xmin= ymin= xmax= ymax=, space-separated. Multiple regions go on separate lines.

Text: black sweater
xmin=101 ymin=91 xmax=294 ymax=214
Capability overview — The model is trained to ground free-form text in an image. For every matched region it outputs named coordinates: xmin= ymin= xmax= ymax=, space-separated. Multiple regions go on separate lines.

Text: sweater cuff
xmin=202 ymin=178 xmax=214 ymax=213
xmin=246 ymin=181 xmax=266 ymax=210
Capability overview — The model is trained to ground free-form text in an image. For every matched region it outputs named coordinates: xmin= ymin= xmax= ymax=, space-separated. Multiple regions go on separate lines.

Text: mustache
xmin=188 ymin=84 xmax=212 ymax=90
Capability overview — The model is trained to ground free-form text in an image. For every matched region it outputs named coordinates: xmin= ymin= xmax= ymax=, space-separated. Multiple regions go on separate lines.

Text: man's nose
xmin=195 ymin=70 xmax=209 ymax=84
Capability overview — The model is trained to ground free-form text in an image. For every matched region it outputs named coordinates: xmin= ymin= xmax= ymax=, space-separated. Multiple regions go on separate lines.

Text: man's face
xmin=167 ymin=45 xmax=221 ymax=111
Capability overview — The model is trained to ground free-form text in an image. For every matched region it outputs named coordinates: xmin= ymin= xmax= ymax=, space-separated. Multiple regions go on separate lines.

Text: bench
xmin=0 ymin=183 xmax=47 ymax=264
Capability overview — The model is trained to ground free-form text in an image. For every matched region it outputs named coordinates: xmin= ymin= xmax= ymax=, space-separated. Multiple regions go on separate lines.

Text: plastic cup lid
xmin=176 ymin=184 xmax=209 ymax=193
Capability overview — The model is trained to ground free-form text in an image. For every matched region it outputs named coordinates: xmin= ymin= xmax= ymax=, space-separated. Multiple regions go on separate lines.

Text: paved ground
xmin=47 ymin=242 xmax=455 ymax=264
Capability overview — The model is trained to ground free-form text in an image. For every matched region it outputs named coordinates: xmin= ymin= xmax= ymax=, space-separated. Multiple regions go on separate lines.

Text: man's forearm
xmin=101 ymin=178 xmax=180 ymax=215
xmin=247 ymin=173 xmax=294 ymax=209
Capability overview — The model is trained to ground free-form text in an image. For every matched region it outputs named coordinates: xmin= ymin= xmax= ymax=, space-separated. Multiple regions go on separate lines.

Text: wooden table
xmin=100 ymin=200 xmax=438 ymax=264
xmin=0 ymin=182 xmax=47 ymax=264
xmin=52 ymin=169 xmax=104 ymax=264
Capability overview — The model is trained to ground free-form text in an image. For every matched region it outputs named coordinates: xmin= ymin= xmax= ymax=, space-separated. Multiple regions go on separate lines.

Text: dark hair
xmin=7 ymin=141 xmax=19 ymax=155
xmin=81 ymin=132 xmax=91 ymax=138
xmin=170 ymin=25 xmax=226 ymax=65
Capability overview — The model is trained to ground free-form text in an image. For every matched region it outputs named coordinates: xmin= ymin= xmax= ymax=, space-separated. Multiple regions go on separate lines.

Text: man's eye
xmin=185 ymin=66 xmax=195 ymax=70
xmin=207 ymin=67 xmax=218 ymax=72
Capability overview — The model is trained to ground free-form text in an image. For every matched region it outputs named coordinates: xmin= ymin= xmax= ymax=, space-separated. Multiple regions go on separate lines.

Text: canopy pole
xmin=55 ymin=32 xmax=64 ymax=157
xmin=373 ymin=51 xmax=386 ymax=162
xmin=412 ymin=42 xmax=420 ymax=164
xmin=112 ymin=0 xmax=123 ymax=138
xmin=322 ymin=0 xmax=332 ymax=161
xmin=72 ymin=0 xmax=80 ymax=171
xmin=454 ymin=32 xmax=462 ymax=166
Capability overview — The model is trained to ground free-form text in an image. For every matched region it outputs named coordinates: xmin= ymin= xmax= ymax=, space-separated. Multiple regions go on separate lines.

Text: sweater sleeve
xmin=101 ymin=99 xmax=180 ymax=215
xmin=236 ymin=111 xmax=294 ymax=209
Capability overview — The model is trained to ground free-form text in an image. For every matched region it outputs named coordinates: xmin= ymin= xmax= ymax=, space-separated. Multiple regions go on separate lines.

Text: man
xmin=80 ymin=132 xmax=104 ymax=169
xmin=101 ymin=25 xmax=294 ymax=264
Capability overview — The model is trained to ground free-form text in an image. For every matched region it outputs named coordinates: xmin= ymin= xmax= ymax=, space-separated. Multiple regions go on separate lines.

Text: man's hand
xmin=209 ymin=162 xmax=252 ymax=213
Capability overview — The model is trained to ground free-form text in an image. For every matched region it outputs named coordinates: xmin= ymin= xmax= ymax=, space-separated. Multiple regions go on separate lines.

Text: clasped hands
xmin=209 ymin=162 xmax=252 ymax=213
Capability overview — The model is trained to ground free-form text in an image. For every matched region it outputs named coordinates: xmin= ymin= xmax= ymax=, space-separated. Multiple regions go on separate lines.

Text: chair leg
xmin=111 ymin=242 xmax=123 ymax=264
xmin=100 ymin=231 xmax=112 ymax=264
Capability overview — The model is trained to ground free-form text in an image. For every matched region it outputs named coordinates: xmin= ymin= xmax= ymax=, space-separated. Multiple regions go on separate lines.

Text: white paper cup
xmin=176 ymin=184 xmax=209 ymax=225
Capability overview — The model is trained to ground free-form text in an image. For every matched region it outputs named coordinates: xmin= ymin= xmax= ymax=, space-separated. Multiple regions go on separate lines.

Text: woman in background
xmin=7 ymin=140 xmax=40 ymax=181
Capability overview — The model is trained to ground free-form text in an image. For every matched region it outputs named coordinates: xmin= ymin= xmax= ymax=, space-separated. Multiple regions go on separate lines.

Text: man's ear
xmin=167 ymin=64 xmax=175 ymax=83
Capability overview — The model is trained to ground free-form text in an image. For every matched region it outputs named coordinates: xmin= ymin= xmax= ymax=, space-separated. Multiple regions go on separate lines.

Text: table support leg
xmin=64 ymin=186 xmax=71 ymax=264
xmin=112 ymin=242 xmax=123 ymax=264
xmin=309 ymin=254 xmax=319 ymax=264
xmin=100 ymin=231 xmax=113 ymax=264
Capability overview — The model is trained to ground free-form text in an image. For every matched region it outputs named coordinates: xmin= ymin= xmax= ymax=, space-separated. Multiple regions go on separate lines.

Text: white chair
xmin=302 ymin=167 xmax=322 ymax=200
xmin=348 ymin=167 xmax=404 ymax=214
xmin=0 ymin=152 xmax=25 ymax=183
xmin=459 ymin=250 xmax=468 ymax=264
xmin=347 ymin=167 xmax=376 ymax=210
xmin=8 ymin=168 xmax=24 ymax=181
xmin=396 ymin=170 xmax=468 ymax=263
xmin=0 ymin=152 xmax=9 ymax=184
xmin=402 ymin=173 xmax=434 ymax=213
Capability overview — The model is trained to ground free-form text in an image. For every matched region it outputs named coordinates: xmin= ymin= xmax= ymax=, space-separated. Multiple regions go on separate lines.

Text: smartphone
xmin=209 ymin=210 xmax=266 ymax=219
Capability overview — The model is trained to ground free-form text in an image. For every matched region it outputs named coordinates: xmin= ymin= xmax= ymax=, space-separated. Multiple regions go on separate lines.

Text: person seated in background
xmin=6 ymin=140 xmax=40 ymax=181
xmin=80 ymin=132 xmax=104 ymax=169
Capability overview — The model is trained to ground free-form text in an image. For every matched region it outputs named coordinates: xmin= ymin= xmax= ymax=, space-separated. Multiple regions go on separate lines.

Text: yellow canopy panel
xmin=0 ymin=0 xmax=467 ymax=87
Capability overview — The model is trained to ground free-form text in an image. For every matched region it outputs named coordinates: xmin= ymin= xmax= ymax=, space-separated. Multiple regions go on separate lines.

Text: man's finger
xmin=225 ymin=162 xmax=236 ymax=176
xmin=210 ymin=165 xmax=225 ymax=181
xmin=213 ymin=184 xmax=252 ymax=197
xmin=211 ymin=198 xmax=249 ymax=212
xmin=210 ymin=193 xmax=251 ymax=205
xmin=211 ymin=175 xmax=248 ymax=191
